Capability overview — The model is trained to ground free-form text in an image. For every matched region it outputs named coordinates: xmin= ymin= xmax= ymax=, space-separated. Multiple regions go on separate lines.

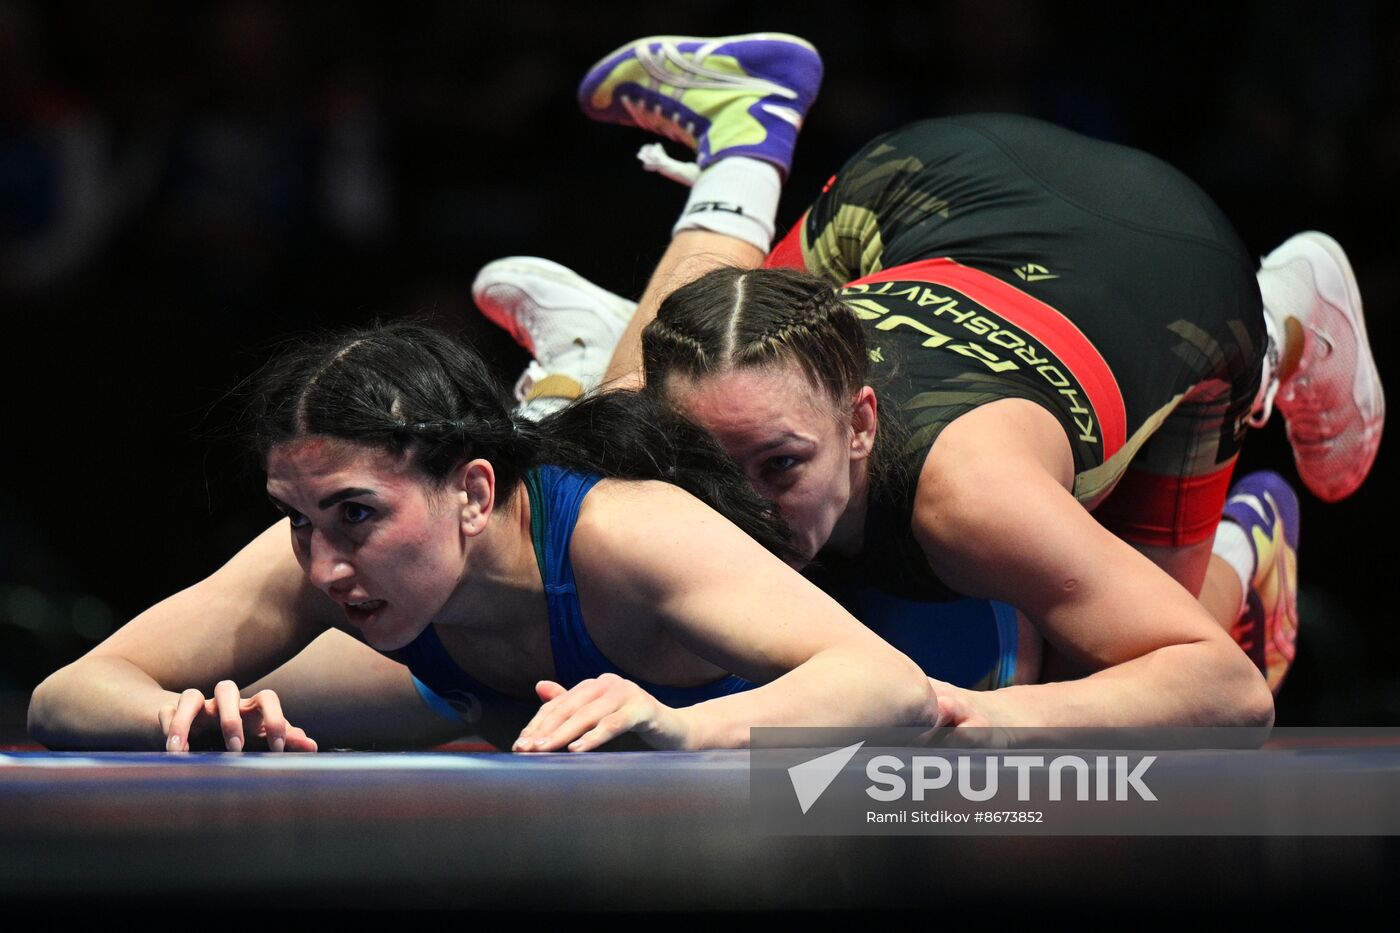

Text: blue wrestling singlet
xmin=386 ymin=465 xmax=753 ymax=728
xmin=856 ymin=589 xmax=1019 ymax=691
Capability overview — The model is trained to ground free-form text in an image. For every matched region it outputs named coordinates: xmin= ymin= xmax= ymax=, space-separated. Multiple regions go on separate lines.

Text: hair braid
xmin=646 ymin=265 xmax=913 ymax=502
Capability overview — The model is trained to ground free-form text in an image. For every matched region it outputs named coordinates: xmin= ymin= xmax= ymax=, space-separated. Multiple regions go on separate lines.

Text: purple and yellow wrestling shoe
xmin=577 ymin=33 xmax=823 ymax=178
xmin=1224 ymin=470 xmax=1301 ymax=694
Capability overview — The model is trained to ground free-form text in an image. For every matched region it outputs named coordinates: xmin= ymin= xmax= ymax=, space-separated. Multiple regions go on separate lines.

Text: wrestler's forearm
xmin=680 ymin=648 xmax=938 ymax=749
xmin=602 ymin=230 xmax=765 ymax=387
xmin=28 ymin=655 xmax=178 ymax=750
xmin=964 ymin=638 xmax=1274 ymax=729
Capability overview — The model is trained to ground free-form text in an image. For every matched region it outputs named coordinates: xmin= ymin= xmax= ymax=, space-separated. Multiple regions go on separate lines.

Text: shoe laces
xmin=635 ymin=41 xmax=801 ymax=98
xmin=1245 ymin=377 xmax=1278 ymax=430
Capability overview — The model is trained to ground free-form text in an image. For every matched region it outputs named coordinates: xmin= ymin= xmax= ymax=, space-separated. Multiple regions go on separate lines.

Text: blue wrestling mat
xmin=2 ymin=742 xmax=1398 ymax=912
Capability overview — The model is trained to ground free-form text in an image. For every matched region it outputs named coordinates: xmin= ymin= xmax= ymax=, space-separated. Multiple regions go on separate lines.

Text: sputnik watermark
xmin=865 ymin=753 xmax=1156 ymax=802
xmin=788 ymin=744 xmax=1156 ymax=816
xmin=751 ymin=727 xmax=1400 ymax=835
xmin=788 ymin=742 xmax=863 ymax=814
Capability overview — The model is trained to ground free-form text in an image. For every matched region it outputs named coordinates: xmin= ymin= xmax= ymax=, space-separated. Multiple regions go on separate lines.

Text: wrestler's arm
xmin=27 ymin=520 xmax=447 ymax=750
xmin=910 ymin=399 xmax=1274 ymax=728
xmin=516 ymin=480 xmax=938 ymax=751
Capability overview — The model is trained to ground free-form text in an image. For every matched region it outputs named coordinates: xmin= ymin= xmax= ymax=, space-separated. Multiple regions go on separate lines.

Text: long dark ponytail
xmin=247 ymin=321 xmax=794 ymax=559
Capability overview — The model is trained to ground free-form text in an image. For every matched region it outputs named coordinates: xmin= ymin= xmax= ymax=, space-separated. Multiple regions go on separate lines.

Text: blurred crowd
xmin=3 ymin=0 xmax=1397 ymax=732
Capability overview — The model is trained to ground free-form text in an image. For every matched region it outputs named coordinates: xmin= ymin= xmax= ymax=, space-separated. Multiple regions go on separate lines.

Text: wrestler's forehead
xmin=665 ymin=366 xmax=834 ymax=439
xmin=266 ymin=436 xmax=416 ymax=494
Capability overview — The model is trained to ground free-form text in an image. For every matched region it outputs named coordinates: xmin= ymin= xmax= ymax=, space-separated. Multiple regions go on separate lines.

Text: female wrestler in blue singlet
xmin=27 ymin=322 xmax=938 ymax=753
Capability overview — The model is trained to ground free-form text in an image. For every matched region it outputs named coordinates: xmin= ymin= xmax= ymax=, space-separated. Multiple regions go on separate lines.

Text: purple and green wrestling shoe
xmin=1223 ymin=470 xmax=1301 ymax=694
xmin=577 ymin=33 xmax=823 ymax=178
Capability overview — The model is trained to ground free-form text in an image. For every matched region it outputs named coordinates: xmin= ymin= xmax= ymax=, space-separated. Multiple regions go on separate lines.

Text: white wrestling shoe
xmin=1255 ymin=232 xmax=1384 ymax=502
xmin=471 ymin=257 xmax=636 ymax=415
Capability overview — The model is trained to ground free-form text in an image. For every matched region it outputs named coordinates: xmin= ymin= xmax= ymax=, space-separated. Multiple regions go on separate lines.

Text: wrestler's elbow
xmin=1237 ymin=670 xmax=1277 ymax=729
xmin=26 ymin=666 xmax=69 ymax=747
xmin=1211 ymin=641 xmax=1276 ymax=728
xmin=27 ymin=658 xmax=109 ymax=749
xmin=890 ymin=657 xmax=941 ymax=726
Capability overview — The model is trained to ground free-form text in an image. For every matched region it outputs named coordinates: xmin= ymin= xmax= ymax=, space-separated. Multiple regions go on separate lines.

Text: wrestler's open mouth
xmin=344 ymin=599 xmax=386 ymax=625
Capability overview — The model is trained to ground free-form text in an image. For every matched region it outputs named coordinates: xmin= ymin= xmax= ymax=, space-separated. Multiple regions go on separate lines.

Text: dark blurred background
xmin=2 ymin=0 xmax=1396 ymax=736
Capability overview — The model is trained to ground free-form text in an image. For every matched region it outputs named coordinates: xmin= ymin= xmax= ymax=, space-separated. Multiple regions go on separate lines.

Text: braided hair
xmin=643 ymin=266 xmax=911 ymax=499
xmin=248 ymin=321 xmax=795 ymax=559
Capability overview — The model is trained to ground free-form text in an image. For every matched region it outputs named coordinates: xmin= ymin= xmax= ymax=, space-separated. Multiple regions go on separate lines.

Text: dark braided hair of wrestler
xmin=247 ymin=320 xmax=795 ymax=559
xmin=642 ymin=266 xmax=911 ymax=502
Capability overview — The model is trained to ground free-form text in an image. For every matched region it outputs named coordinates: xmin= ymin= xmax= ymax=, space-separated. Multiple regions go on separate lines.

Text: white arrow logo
xmin=787 ymin=741 xmax=865 ymax=814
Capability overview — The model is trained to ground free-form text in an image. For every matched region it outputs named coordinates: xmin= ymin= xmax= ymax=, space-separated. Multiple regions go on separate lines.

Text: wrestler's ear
xmin=850 ymin=386 xmax=877 ymax=461
xmin=453 ymin=458 xmax=496 ymax=536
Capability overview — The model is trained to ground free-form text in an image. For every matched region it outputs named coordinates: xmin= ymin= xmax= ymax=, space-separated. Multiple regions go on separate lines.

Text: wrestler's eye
xmin=766 ymin=455 xmax=799 ymax=474
xmin=342 ymin=502 xmax=375 ymax=524
xmin=285 ymin=509 xmax=310 ymax=529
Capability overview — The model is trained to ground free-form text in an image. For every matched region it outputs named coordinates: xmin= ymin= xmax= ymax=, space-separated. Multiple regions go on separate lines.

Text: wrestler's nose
xmin=307 ymin=529 xmax=354 ymax=591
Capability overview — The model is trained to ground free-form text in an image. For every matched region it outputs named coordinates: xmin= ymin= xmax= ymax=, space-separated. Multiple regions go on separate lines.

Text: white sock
xmin=672 ymin=157 xmax=781 ymax=253
xmin=1212 ymin=518 xmax=1256 ymax=615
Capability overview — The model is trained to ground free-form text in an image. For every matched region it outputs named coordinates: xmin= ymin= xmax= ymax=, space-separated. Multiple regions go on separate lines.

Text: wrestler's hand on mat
xmin=920 ymin=678 xmax=1020 ymax=749
xmin=930 ymin=678 xmax=993 ymax=728
xmin=511 ymin=674 xmax=689 ymax=752
xmin=159 ymin=680 xmax=318 ymax=753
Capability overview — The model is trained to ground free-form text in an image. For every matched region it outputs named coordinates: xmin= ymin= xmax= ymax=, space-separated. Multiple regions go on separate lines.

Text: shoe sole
xmin=472 ymin=256 xmax=636 ymax=356
xmin=1263 ymin=230 xmax=1385 ymax=499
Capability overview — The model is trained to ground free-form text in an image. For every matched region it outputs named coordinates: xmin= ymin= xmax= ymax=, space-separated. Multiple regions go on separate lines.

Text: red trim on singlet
xmin=764 ymin=212 xmax=809 ymax=271
xmin=1093 ymin=461 xmax=1237 ymax=548
xmin=844 ymin=257 xmax=1128 ymax=458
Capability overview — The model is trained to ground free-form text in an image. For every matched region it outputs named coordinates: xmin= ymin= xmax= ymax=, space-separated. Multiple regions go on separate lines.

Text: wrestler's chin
xmin=782 ymin=554 xmax=811 ymax=571
xmin=348 ymin=603 xmax=419 ymax=652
